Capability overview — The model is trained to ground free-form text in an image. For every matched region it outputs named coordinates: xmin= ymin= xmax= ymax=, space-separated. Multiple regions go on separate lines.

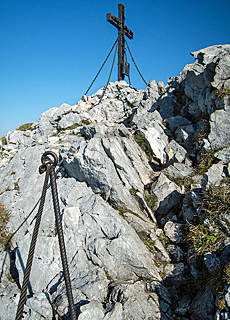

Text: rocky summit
xmin=0 ymin=44 xmax=230 ymax=320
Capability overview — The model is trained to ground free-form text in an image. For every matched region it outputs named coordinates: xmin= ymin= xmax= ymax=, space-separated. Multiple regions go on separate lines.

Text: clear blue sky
xmin=0 ymin=0 xmax=229 ymax=137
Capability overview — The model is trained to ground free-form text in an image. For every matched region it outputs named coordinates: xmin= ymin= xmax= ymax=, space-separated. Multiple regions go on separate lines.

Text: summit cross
xmin=107 ymin=3 xmax=134 ymax=81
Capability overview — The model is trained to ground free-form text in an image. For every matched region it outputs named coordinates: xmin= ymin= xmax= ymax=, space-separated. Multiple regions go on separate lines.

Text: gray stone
xmin=37 ymin=107 xmax=58 ymax=136
xmin=26 ymin=293 xmax=53 ymax=319
xmin=202 ymin=163 xmax=227 ymax=188
xmin=164 ymin=262 xmax=185 ymax=287
xmin=189 ymin=286 xmax=215 ymax=320
xmin=183 ymin=206 xmax=195 ymax=224
xmin=167 ymin=245 xmax=184 ymax=263
xmin=61 ymin=136 xmax=149 ymax=216
xmin=166 ymin=115 xmax=192 ymax=132
xmin=143 ymin=79 xmax=160 ymax=102
xmin=57 ymin=112 xmax=82 ymax=130
xmin=109 ymin=280 xmax=172 ymax=320
xmin=164 ymin=221 xmax=184 ymax=244
xmin=175 ymin=296 xmax=191 ymax=316
xmin=134 ymin=110 xmax=169 ymax=164
xmin=50 ymin=103 xmax=72 ymax=124
xmin=78 ymin=301 xmax=104 ymax=320
xmin=80 ymin=124 xmax=108 ymax=139
xmin=151 ymin=173 xmax=182 ymax=216
xmin=215 ymin=147 xmax=230 ymax=164
xmin=225 ymin=286 xmax=230 ymax=308
xmin=204 ymin=252 xmax=221 ymax=274
xmin=164 ymin=139 xmax=187 ymax=163
xmin=208 ymin=109 xmax=230 ymax=149
xmin=103 ymin=302 xmax=123 ymax=319
xmin=163 ymin=163 xmax=193 ymax=180
xmin=191 ymin=45 xmax=230 ymax=67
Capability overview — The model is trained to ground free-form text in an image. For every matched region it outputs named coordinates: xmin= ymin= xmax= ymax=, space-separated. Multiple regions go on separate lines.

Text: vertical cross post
xmin=118 ymin=3 xmax=125 ymax=81
xmin=107 ymin=3 xmax=133 ymax=81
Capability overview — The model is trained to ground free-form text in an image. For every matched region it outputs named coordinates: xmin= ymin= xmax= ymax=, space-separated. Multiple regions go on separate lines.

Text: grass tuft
xmin=0 ymin=203 xmax=12 ymax=246
xmin=16 ymin=122 xmax=34 ymax=131
xmin=215 ymin=86 xmax=230 ymax=100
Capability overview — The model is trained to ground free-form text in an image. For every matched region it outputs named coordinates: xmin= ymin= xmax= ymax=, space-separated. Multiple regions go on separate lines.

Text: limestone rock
xmin=164 ymin=221 xmax=184 ymax=244
xmin=163 ymin=163 xmax=193 ymax=180
xmin=164 ymin=139 xmax=188 ymax=163
xmin=151 ymin=173 xmax=182 ymax=216
xmin=202 ymin=163 xmax=227 ymax=188
xmin=189 ymin=286 xmax=215 ymax=320
xmin=167 ymin=245 xmax=184 ymax=263
xmin=208 ymin=109 xmax=230 ymax=149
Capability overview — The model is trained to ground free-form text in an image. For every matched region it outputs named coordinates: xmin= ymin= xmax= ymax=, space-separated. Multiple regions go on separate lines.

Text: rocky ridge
xmin=0 ymin=44 xmax=230 ymax=319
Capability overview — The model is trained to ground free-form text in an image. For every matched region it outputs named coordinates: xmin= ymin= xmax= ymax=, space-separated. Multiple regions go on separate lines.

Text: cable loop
xmin=16 ymin=151 xmax=77 ymax=320
xmin=41 ymin=151 xmax=58 ymax=167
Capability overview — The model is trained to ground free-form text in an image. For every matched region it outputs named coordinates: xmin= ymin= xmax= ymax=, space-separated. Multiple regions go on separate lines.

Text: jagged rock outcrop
xmin=0 ymin=44 xmax=230 ymax=320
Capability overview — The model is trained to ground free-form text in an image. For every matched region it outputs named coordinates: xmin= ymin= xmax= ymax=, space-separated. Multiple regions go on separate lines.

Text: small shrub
xmin=0 ymin=136 xmax=6 ymax=146
xmin=158 ymin=232 xmax=170 ymax=246
xmin=81 ymin=119 xmax=91 ymax=126
xmin=134 ymin=131 xmax=153 ymax=161
xmin=145 ymin=194 xmax=158 ymax=211
xmin=129 ymin=188 xmax=138 ymax=198
xmin=215 ymin=86 xmax=230 ymax=100
xmin=63 ymin=123 xmax=80 ymax=131
xmin=0 ymin=203 xmax=11 ymax=246
xmin=134 ymin=132 xmax=148 ymax=153
xmin=195 ymin=148 xmax=220 ymax=175
xmin=16 ymin=122 xmax=34 ymax=131
xmin=203 ymin=183 xmax=230 ymax=216
xmin=145 ymin=238 xmax=155 ymax=252
xmin=186 ymin=224 xmax=225 ymax=255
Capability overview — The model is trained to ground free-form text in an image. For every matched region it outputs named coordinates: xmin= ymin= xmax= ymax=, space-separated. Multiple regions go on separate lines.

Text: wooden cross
xmin=107 ymin=3 xmax=134 ymax=81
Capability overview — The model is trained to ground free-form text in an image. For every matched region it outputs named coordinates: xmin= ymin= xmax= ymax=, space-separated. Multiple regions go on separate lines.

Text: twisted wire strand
xmin=49 ymin=166 xmax=77 ymax=320
xmin=84 ymin=37 xmax=118 ymax=96
xmin=15 ymin=165 xmax=51 ymax=320
xmin=99 ymin=40 xmax=118 ymax=104
xmin=125 ymin=39 xmax=148 ymax=86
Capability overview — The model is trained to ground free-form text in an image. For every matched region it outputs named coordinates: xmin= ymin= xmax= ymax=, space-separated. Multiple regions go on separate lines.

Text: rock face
xmin=0 ymin=44 xmax=230 ymax=320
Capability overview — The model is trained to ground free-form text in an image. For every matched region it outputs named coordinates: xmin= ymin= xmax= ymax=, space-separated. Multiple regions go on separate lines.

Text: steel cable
xmin=84 ymin=37 xmax=118 ymax=96
xmin=98 ymin=40 xmax=118 ymax=104
xmin=15 ymin=164 xmax=51 ymax=320
xmin=15 ymin=152 xmax=77 ymax=320
xmin=49 ymin=166 xmax=76 ymax=320
xmin=125 ymin=39 xmax=148 ymax=86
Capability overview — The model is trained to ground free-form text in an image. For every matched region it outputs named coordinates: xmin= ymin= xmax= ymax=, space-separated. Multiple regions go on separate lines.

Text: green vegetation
xmin=186 ymin=183 xmax=229 ymax=255
xmin=129 ymin=188 xmax=138 ymax=198
xmin=145 ymin=238 xmax=155 ymax=252
xmin=0 ymin=203 xmax=11 ymax=246
xmin=0 ymin=136 xmax=6 ymax=146
xmin=195 ymin=148 xmax=221 ymax=175
xmin=144 ymin=194 xmax=158 ymax=211
xmin=182 ymin=182 xmax=230 ymax=309
xmin=186 ymin=223 xmax=225 ymax=255
xmin=16 ymin=122 xmax=34 ymax=131
xmin=134 ymin=131 xmax=153 ymax=161
xmin=215 ymin=86 xmax=230 ymax=100
xmin=81 ymin=119 xmax=91 ymax=126
xmin=158 ymin=232 xmax=170 ymax=246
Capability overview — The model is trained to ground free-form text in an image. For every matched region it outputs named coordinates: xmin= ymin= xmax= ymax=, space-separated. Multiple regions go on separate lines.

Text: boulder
xmin=164 ymin=140 xmax=188 ymax=163
xmin=208 ymin=109 xmax=230 ymax=149
xmin=189 ymin=286 xmax=215 ymax=320
xmin=164 ymin=221 xmax=184 ymax=244
xmin=167 ymin=245 xmax=184 ymax=263
xmin=163 ymin=163 xmax=193 ymax=180
xmin=151 ymin=173 xmax=182 ymax=216
xmin=202 ymin=163 xmax=227 ymax=188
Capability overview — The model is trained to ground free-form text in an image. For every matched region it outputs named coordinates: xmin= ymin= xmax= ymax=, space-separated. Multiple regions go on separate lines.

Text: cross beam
xmin=107 ymin=3 xmax=133 ymax=81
